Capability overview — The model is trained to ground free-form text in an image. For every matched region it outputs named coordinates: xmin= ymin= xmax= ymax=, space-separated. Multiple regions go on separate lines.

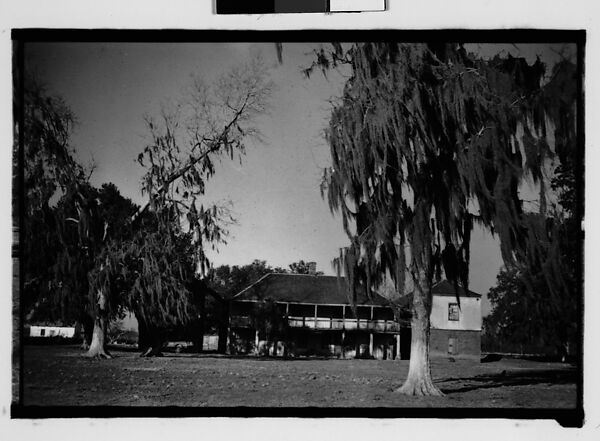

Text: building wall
xmin=116 ymin=311 xmax=138 ymax=332
xmin=430 ymin=328 xmax=481 ymax=359
xmin=430 ymin=295 xmax=482 ymax=331
xmin=29 ymin=326 xmax=75 ymax=338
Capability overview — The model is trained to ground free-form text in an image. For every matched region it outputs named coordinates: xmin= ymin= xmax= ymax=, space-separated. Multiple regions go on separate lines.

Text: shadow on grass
xmin=437 ymin=368 xmax=577 ymax=394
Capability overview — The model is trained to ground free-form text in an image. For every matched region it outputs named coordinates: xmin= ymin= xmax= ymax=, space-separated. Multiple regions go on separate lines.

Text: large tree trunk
xmin=217 ymin=302 xmax=229 ymax=354
xmin=79 ymin=313 xmax=94 ymax=350
xmin=84 ymin=290 xmax=111 ymax=358
xmin=138 ymin=318 xmax=167 ymax=357
xmin=84 ymin=317 xmax=111 ymax=358
xmin=137 ymin=314 xmax=150 ymax=352
xmin=396 ymin=275 xmax=444 ymax=396
xmin=192 ymin=292 xmax=206 ymax=353
xmin=140 ymin=335 xmax=167 ymax=357
xmin=190 ymin=319 xmax=204 ymax=353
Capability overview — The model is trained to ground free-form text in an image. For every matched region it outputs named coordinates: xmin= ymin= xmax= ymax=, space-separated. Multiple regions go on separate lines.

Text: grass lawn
xmin=19 ymin=345 xmax=577 ymax=409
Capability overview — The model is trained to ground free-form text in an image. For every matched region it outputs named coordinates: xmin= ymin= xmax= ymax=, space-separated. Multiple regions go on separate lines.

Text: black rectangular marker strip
xmin=216 ymin=0 xmax=384 ymax=14
xmin=217 ymin=0 xmax=275 ymax=14
xmin=275 ymin=0 xmax=328 ymax=13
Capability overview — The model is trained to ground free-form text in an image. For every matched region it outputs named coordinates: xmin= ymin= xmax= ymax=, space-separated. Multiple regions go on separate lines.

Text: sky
xmin=24 ymin=42 xmax=574 ymax=316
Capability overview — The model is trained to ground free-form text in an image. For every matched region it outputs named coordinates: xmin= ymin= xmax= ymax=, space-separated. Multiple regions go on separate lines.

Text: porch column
xmin=225 ymin=315 xmax=232 ymax=355
xmin=395 ymin=333 xmax=401 ymax=360
xmin=369 ymin=333 xmax=374 ymax=357
xmin=255 ymin=329 xmax=260 ymax=355
xmin=342 ymin=305 xmax=346 ymax=359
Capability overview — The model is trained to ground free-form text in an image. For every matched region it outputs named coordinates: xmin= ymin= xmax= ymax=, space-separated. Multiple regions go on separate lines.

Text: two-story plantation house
xmin=228 ymin=273 xmax=403 ymax=360
xmin=227 ymin=273 xmax=482 ymax=360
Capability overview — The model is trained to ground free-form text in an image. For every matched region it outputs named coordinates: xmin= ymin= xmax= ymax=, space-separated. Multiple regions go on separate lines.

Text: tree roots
xmin=139 ymin=347 xmax=163 ymax=357
xmin=82 ymin=349 xmax=112 ymax=359
xmin=395 ymin=379 xmax=445 ymax=396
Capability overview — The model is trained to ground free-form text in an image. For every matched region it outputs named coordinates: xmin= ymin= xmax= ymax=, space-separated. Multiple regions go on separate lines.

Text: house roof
xmin=431 ymin=280 xmax=482 ymax=298
xmin=232 ymin=273 xmax=391 ymax=307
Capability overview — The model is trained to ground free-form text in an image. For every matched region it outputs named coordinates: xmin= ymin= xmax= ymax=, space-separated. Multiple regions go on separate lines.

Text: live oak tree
xmin=84 ymin=57 xmax=274 ymax=357
xmin=18 ymin=79 xmax=142 ymax=356
xmin=52 ymin=182 xmax=137 ymax=352
xmin=317 ymin=43 xmax=577 ymax=395
xmin=89 ymin=211 xmax=198 ymax=357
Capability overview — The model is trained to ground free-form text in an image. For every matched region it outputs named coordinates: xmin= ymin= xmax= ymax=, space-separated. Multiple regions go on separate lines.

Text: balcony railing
xmin=231 ymin=315 xmax=399 ymax=332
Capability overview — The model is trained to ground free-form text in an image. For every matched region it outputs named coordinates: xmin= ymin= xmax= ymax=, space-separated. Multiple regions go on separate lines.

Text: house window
xmin=448 ymin=303 xmax=459 ymax=321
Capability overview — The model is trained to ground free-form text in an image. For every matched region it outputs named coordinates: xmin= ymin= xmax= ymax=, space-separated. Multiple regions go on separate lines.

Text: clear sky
xmin=24 ymin=42 xmax=573 ymax=315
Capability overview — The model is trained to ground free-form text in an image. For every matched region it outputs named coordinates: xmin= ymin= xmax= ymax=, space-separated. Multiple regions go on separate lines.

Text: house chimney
xmin=308 ymin=261 xmax=317 ymax=275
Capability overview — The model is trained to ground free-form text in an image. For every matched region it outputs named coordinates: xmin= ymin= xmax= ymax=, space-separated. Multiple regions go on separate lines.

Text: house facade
xmin=228 ymin=273 xmax=404 ymax=360
xmin=227 ymin=274 xmax=482 ymax=360
xmin=428 ymin=280 xmax=482 ymax=359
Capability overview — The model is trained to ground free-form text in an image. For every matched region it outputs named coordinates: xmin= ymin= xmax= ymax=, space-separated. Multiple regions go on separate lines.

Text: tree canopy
xmin=323 ymin=43 xmax=576 ymax=299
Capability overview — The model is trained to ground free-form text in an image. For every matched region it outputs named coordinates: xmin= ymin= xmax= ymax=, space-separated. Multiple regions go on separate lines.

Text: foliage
xmin=251 ymin=298 xmax=289 ymax=344
xmin=20 ymin=79 xmax=84 ymax=319
xmin=28 ymin=181 xmax=138 ymax=325
xmin=288 ymin=260 xmax=324 ymax=275
xmin=136 ymin=56 xmax=273 ymax=276
xmin=318 ymin=43 xmax=577 ymax=308
xmin=21 ymin=78 xmax=85 ymax=215
xmin=207 ymin=259 xmax=283 ymax=298
xmin=207 ymin=259 xmax=323 ymax=297
xmin=19 ymin=80 xmax=140 ymax=326
xmin=89 ymin=212 xmax=198 ymax=329
xmin=77 ymin=57 xmax=274 ymax=339
xmin=483 ymin=263 xmax=577 ymax=356
xmin=484 ymin=99 xmax=580 ymax=356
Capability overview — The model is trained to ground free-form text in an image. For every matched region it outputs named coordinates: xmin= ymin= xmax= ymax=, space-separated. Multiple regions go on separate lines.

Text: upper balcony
xmin=230 ymin=315 xmax=400 ymax=333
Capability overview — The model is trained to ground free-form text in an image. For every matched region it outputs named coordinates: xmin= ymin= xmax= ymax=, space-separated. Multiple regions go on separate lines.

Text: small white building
xmin=29 ymin=325 xmax=75 ymax=338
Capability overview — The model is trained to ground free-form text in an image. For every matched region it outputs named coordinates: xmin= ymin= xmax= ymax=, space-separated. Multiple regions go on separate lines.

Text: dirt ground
xmin=19 ymin=345 xmax=577 ymax=408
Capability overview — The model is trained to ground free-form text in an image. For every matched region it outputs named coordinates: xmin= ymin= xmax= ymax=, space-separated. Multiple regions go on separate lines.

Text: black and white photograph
xmin=9 ymin=29 xmax=586 ymax=427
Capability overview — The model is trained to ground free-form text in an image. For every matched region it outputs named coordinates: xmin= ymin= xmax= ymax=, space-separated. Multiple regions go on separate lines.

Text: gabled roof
xmin=232 ymin=273 xmax=391 ymax=306
xmin=431 ymin=280 xmax=482 ymax=298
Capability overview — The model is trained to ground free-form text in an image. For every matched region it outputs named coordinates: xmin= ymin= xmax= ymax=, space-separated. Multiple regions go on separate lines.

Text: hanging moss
xmin=321 ymin=43 xmax=577 ymax=307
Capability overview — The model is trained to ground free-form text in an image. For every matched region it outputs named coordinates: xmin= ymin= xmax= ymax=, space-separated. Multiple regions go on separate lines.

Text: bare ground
xmin=19 ymin=345 xmax=577 ymax=408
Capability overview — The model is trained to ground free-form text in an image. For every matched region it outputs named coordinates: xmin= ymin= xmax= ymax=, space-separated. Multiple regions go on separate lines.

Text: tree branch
xmin=131 ymin=92 xmax=251 ymax=224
